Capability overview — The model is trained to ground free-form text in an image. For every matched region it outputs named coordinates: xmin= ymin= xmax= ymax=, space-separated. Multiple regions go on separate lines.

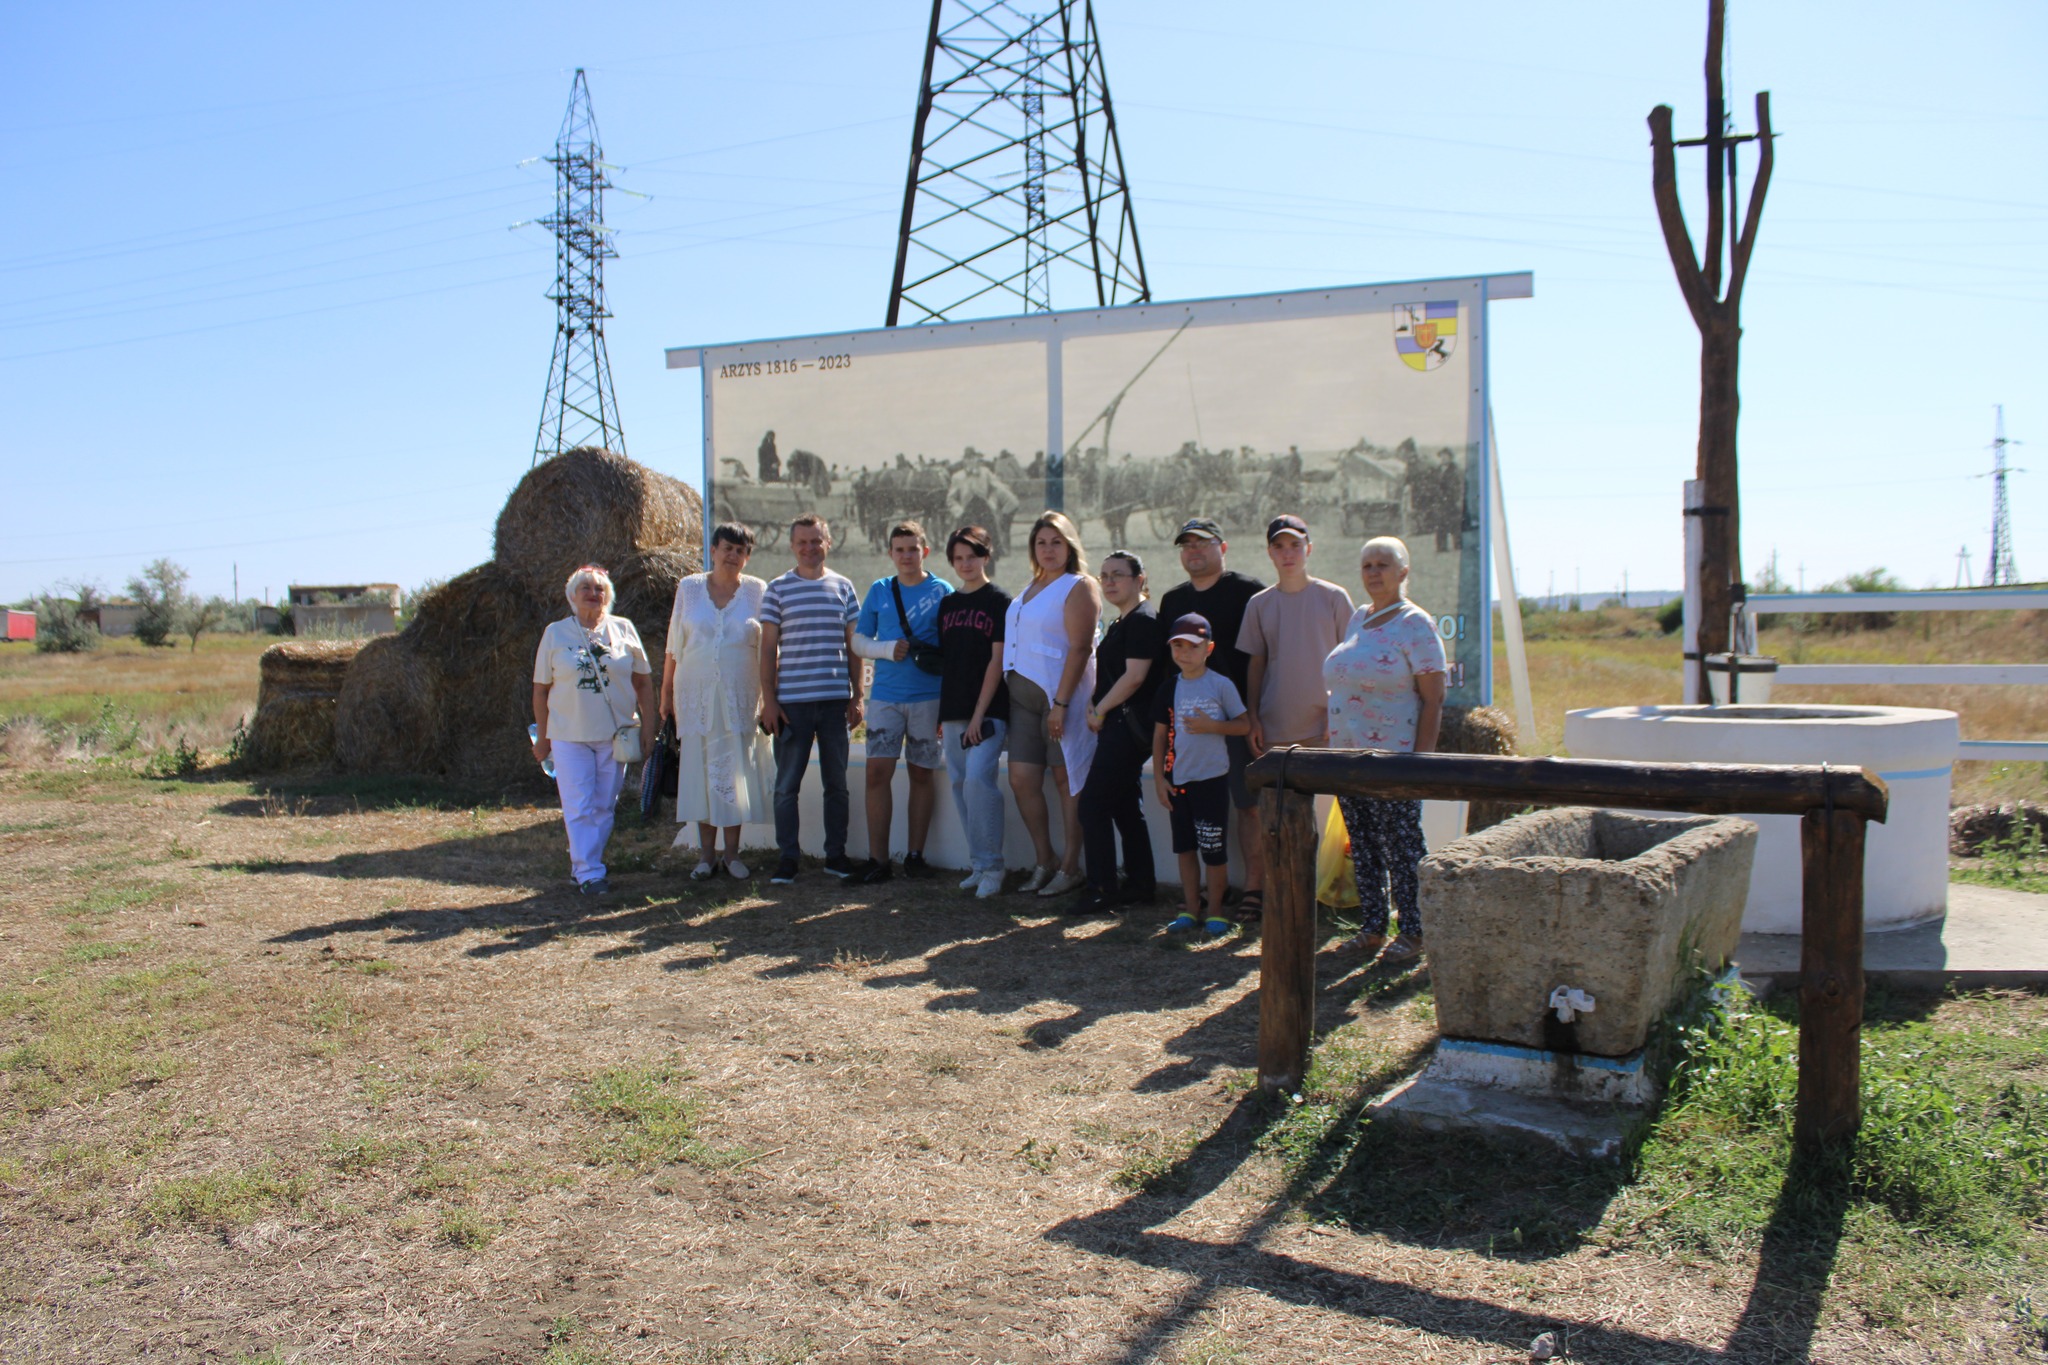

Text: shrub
xmin=1656 ymin=597 xmax=1684 ymax=635
xmin=33 ymin=595 xmax=100 ymax=654
xmin=127 ymin=559 xmax=189 ymax=648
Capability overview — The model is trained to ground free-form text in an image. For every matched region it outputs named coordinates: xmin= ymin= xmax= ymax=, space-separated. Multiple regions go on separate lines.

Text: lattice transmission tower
xmin=532 ymin=68 xmax=626 ymax=465
xmin=887 ymin=0 xmax=1149 ymax=326
xmin=1986 ymin=404 xmax=2020 ymax=586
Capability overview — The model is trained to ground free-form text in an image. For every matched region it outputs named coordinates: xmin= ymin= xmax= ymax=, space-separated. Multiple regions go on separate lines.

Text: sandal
xmin=1165 ymin=913 xmax=1199 ymax=934
xmin=1380 ymin=933 xmax=1424 ymax=964
xmin=1348 ymin=931 xmax=1388 ymax=959
xmin=1235 ymin=890 xmax=1264 ymax=923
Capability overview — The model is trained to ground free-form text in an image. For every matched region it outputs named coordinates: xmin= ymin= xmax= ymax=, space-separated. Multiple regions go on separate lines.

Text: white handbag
xmin=587 ymin=622 xmax=644 ymax=765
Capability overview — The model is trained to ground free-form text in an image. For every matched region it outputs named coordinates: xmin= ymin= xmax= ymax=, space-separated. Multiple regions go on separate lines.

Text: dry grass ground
xmin=0 ymin=619 xmax=2043 ymax=1363
xmin=0 ymin=763 xmax=2042 ymax=1364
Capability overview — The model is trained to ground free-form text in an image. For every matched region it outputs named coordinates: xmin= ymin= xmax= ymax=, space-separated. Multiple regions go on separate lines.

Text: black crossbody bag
xmin=890 ymin=579 xmax=948 ymax=676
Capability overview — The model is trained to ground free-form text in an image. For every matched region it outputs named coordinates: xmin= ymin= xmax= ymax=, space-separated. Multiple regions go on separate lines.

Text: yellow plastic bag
xmin=1315 ymin=801 xmax=1359 ymax=910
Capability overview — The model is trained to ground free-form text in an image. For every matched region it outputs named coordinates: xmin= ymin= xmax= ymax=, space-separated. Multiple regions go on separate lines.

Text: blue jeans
xmin=773 ymin=699 xmax=850 ymax=860
xmin=942 ymin=718 xmax=1008 ymax=873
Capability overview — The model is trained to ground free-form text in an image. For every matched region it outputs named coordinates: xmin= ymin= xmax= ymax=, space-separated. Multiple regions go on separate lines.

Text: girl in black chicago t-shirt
xmin=936 ymin=526 xmax=1013 ymax=899
xmin=1074 ymin=550 xmax=1162 ymax=915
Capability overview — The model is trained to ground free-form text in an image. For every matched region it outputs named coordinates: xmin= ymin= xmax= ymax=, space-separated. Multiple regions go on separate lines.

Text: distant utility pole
xmin=1650 ymin=0 xmax=1774 ymax=689
xmin=887 ymin=0 xmax=1149 ymax=325
xmin=532 ymin=69 xmax=626 ymax=465
xmin=1955 ymin=545 xmax=1974 ymax=588
xmin=1986 ymin=404 xmax=2021 ymax=586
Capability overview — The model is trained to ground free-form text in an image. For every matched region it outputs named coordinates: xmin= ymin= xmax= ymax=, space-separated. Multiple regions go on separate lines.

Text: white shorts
xmin=866 ymin=697 xmax=944 ymax=769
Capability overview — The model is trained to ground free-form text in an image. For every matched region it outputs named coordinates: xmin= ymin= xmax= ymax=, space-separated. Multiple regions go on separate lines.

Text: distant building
xmin=253 ymin=604 xmax=283 ymax=633
xmin=289 ymin=584 xmax=401 ymax=637
xmin=83 ymin=599 xmax=145 ymax=637
xmin=4 ymin=609 xmax=34 ymax=642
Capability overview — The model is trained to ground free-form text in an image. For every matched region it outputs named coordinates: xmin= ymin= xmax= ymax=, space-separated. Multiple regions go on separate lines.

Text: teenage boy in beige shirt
xmin=1238 ymin=514 xmax=1355 ymax=756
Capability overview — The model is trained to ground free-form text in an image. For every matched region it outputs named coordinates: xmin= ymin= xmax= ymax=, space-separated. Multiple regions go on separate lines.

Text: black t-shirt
xmin=1156 ymin=569 xmax=1265 ymax=696
xmin=936 ymin=583 xmax=1011 ymax=723
xmin=1091 ymin=601 xmax=1163 ymax=715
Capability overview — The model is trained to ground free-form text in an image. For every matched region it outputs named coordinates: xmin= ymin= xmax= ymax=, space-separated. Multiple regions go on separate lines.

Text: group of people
xmin=529 ymin=507 xmax=1447 ymax=962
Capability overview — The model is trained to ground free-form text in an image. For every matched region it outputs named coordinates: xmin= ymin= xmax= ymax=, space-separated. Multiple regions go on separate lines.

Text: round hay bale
xmin=612 ymin=544 xmax=702 ymax=649
xmin=246 ymin=693 xmax=342 ymax=771
xmin=256 ymin=639 xmax=365 ymax=710
xmin=333 ymin=634 xmax=441 ymax=775
xmin=493 ymin=447 xmax=703 ymax=602
xmin=1436 ymin=704 xmax=1521 ymax=834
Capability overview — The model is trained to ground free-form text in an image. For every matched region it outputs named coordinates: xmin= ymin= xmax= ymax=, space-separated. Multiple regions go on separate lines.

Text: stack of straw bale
xmin=1436 ymin=704 xmax=1521 ymax=834
xmin=333 ymin=448 xmax=701 ymax=787
xmin=245 ymin=639 xmax=368 ymax=769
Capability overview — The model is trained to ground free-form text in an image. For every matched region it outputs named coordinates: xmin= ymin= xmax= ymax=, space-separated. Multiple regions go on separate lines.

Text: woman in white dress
xmin=1001 ymin=511 xmax=1100 ymax=899
xmin=660 ymin=523 xmax=772 ymax=880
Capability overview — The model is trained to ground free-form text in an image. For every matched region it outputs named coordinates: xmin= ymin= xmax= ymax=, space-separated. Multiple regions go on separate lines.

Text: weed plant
xmin=1952 ymin=819 xmax=2048 ymax=894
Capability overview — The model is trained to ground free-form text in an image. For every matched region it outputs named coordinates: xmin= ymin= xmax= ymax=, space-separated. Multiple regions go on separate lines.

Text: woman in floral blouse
xmin=660 ymin=523 xmax=771 ymax=881
xmin=1323 ymin=535 xmax=1446 ymax=963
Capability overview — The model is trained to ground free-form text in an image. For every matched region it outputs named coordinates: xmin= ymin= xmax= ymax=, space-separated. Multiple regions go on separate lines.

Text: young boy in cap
xmin=1150 ymin=613 xmax=1250 ymax=939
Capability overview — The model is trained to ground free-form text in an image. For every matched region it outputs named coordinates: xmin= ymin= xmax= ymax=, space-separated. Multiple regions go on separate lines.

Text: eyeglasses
xmin=1097 ymin=569 xmax=1135 ymax=582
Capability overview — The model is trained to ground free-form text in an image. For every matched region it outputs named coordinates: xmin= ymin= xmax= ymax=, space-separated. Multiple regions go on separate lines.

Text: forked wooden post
xmin=1255 ymin=782 xmax=1319 ymax=1092
xmin=1797 ymin=802 xmax=1867 ymax=1151
xmin=1244 ymin=748 xmax=1887 ymax=1148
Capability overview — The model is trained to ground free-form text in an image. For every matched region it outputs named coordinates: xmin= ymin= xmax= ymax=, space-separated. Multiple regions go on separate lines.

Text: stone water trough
xmin=1371 ymin=807 xmax=1757 ymax=1157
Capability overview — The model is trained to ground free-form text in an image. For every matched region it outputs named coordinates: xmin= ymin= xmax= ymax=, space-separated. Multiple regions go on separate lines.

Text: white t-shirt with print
xmin=1323 ymin=599 xmax=1446 ymax=753
xmin=533 ymin=615 xmax=652 ymax=744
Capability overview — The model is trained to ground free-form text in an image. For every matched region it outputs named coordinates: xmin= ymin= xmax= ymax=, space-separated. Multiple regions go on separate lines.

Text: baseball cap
xmin=1168 ymin=613 xmax=1213 ymax=644
xmin=1173 ymin=517 xmax=1224 ymax=545
xmin=1266 ymin=514 xmax=1310 ymax=543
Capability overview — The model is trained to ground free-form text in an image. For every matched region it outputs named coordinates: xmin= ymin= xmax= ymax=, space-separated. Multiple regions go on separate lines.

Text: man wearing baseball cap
xmin=1239 ymin=515 xmax=1354 ymax=758
xmin=1157 ymin=517 xmax=1268 ymax=917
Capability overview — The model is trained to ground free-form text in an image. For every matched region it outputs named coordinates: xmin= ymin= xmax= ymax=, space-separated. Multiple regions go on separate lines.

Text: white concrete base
xmin=1563 ymin=704 xmax=1958 ymax=934
xmin=1368 ymin=1075 xmax=1641 ymax=1162
xmin=708 ymin=751 xmax=1467 ymax=883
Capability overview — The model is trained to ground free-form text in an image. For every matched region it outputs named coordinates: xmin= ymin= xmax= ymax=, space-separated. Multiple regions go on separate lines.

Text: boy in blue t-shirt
xmin=851 ymin=521 xmax=952 ymax=883
xmin=1149 ymin=613 xmax=1250 ymax=938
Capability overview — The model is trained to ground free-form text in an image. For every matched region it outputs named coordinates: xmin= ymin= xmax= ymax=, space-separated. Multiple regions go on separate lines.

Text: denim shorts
xmin=866 ymin=697 xmax=944 ymax=769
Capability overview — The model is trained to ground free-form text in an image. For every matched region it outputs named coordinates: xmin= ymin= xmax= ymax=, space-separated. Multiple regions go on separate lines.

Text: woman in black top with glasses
xmin=1073 ymin=551 xmax=1162 ymax=915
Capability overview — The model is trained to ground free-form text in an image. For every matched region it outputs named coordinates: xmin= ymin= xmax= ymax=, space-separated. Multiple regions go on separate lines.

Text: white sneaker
xmin=1037 ymin=869 xmax=1084 ymax=898
xmin=1020 ymin=865 xmax=1055 ymax=894
xmin=725 ymin=859 xmax=750 ymax=880
xmin=690 ymin=861 xmax=716 ymax=882
xmin=958 ymin=869 xmax=982 ymax=890
xmin=975 ymin=870 xmax=1006 ymax=899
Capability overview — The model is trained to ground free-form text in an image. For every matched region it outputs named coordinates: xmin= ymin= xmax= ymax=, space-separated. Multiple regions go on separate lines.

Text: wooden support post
xmin=1796 ymin=806 xmax=1866 ymax=1151
xmin=1256 ymin=781 xmax=1320 ymax=1093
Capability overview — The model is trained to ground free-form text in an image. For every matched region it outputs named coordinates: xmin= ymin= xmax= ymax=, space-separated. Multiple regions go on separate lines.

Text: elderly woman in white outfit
xmin=1002 ymin=511 xmax=1099 ymax=899
xmin=532 ymin=564 xmax=657 ymax=895
xmin=660 ymin=523 xmax=772 ymax=881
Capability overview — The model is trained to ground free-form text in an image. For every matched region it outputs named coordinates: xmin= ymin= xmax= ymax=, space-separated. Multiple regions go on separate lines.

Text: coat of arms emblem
xmin=1394 ymin=301 xmax=1458 ymax=371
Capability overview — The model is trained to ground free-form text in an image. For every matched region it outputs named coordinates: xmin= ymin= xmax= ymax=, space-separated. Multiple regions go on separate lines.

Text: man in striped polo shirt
xmin=759 ymin=513 xmax=864 ymax=883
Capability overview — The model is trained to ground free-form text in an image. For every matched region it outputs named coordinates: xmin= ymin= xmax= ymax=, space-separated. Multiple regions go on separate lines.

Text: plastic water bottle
xmin=528 ymin=724 xmax=556 ymax=779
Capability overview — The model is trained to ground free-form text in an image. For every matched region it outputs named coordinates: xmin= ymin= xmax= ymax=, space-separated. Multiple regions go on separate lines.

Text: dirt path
xmin=0 ymin=773 xmax=1937 ymax=1363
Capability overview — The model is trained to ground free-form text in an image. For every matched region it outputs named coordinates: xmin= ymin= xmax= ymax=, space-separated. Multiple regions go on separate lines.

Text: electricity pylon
xmin=533 ymin=68 xmax=626 ymax=464
xmin=887 ymin=0 xmax=1149 ymax=326
xmin=1986 ymin=404 xmax=2020 ymax=586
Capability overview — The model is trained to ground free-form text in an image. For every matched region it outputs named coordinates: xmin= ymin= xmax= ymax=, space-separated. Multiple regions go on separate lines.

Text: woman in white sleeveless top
xmin=1001 ymin=511 xmax=1100 ymax=898
xmin=660 ymin=523 xmax=772 ymax=880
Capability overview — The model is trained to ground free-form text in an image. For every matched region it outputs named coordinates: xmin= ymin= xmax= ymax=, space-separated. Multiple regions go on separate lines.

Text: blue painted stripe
xmin=1875 ymin=765 xmax=1953 ymax=781
xmin=1439 ymin=1037 xmax=1643 ymax=1074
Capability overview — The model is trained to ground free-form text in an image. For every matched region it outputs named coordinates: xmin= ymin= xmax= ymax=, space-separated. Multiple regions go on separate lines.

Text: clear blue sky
xmin=4 ymin=1 xmax=2042 ymax=605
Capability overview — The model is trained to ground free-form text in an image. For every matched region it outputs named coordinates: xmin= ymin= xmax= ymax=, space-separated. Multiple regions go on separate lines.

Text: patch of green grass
xmin=1953 ymin=820 xmax=2048 ymax=894
xmin=1174 ymin=1328 xmax=1252 ymax=1365
xmin=438 ymin=1205 xmax=498 ymax=1250
xmin=1 ymin=960 xmax=211 ymax=1112
xmin=0 ymin=817 xmax=64 ymax=835
xmin=573 ymin=1061 xmax=746 ymax=1170
xmin=352 ymin=958 xmax=397 ymax=976
xmin=59 ymin=939 xmax=147 ymax=965
xmin=1614 ymin=989 xmax=2048 ymax=1339
xmin=231 ymin=1350 xmax=291 ymax=1365
xmin=142 ymin=1163 xmax=312 ymax=1229
xmin=57 ymin=878 xmax=181 ymax=917
xmin=322 ymin=1132 xmax=414 ymax=1175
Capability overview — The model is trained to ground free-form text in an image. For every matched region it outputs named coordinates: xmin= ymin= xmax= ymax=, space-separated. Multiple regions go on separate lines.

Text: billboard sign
xmin=667 ymin=273 xmax=1530 ymax=705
